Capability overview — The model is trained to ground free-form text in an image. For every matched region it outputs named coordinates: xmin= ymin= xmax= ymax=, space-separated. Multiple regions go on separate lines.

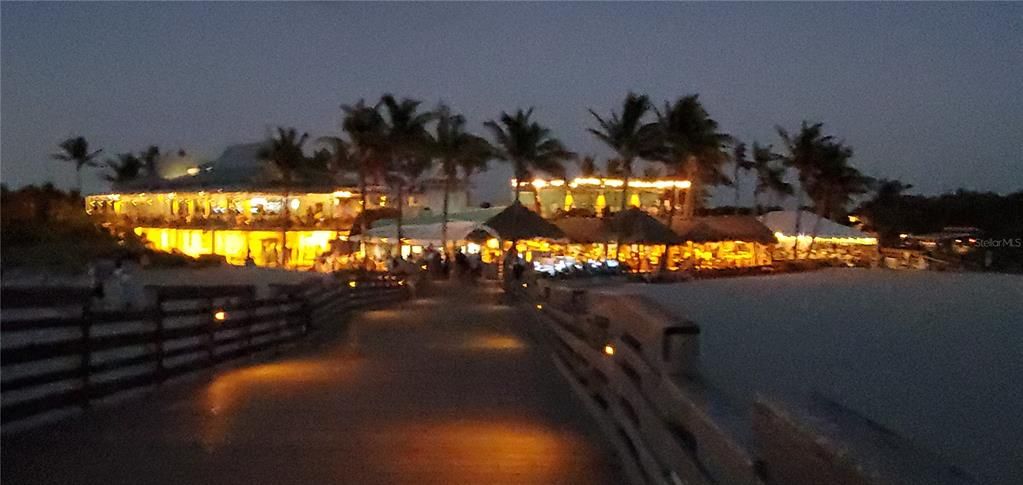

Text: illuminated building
xmin=84 ymin=142 xmax=407 ymax=270
xmin=510 ymin=177 xmax=691 ymax=218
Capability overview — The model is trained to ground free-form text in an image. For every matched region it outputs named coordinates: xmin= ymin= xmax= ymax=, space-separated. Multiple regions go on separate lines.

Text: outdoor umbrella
xmin=609 ymin=208 xmax=685 ymax=245
xmin=552 ymin=217 xmax=610 ymax=244
xmin=481 ymin=201 xmax=566 ymax=241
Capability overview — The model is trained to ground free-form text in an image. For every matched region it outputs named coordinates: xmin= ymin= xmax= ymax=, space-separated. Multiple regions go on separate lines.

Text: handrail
xmin=0 ymin=273 xmax=409 ymax=427
xmin=522 ymin=279 xmax=976 ymax=485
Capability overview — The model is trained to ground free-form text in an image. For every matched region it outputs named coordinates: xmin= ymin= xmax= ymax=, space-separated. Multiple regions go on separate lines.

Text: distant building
xmin=86 ymin=143 xmax=400 ymax=270
xmin=511 ymin=176 xmax=692 ymax=218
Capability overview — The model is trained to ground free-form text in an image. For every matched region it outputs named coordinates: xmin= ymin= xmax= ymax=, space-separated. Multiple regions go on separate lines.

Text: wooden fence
xmin=1 ymin=274 xmax=407 ymax=425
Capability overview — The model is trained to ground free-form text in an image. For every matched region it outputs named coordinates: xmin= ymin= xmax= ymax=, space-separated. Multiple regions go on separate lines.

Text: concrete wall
xmin=525 ymin=279 xmax=976 ymax=485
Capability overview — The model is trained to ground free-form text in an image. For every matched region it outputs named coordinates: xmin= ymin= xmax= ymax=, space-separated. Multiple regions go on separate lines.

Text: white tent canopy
xmin=353 ymin=220 xmax=497 ymax=245
xmin=759 ymin=210 xmax=872 ymax=239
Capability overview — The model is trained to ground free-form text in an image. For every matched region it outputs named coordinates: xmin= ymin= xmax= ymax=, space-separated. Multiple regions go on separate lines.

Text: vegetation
xmin=652 ymin=95 xmax=732 ymax=221
xmin=485 ymin=108 xmax=573 ymax=207
xmin=104 ymin=153 xmax=144 ymax=184
xmin=431 ymin=104 xmax=493 ymax=257
xmin=379 ymin=94 xmax=435 ymax=246
xmin=750 ymin=142 xmax=792 ymax=214
xmin=777 ymin=122 xmax=870 ymax=257
xmin=1 ymin=184 xmax=190 ymax=271
xmin=51 ymin=136 xmax=102 ymax=193
xmin=588 ymin=92 xmax=657 ymax=210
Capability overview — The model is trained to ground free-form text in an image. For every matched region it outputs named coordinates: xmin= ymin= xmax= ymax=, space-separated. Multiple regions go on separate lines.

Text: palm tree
xmin=341 ymin=99 xmax=389 ymax=262
xmin=259 ymin=127 xmax=309 ymax=184
xmin=140 ymin=145 xmax=161 ymax=183
xmin=577 ymin=155 xmax=599 ymax=177
xmin=802 ymin=141 xmax=871 ymax=255
xmin=751 ymin=142 xmax=792 ymax=215
xmin=379 ymin=95 xmax=435 ymax=252
xmin=730 ymin=141 xmax=754 ymax=212
xmin=588 ymin=93 xmax=657 ymax=211
xmin=258 ymin=127 xmax=311 ymax=266
xmin=459 ymin=147 xmax=489 ymax=208
xmin=52 ymin=136 xmax=102 ymax=194
xmin=484 ymin=108 xmax=573 ymax=206
xmin=432 ymin=105 xmax=493 ymax=257
xmin=777 ymin=121 xmax=832 ymax=256
xmin=315 ymin=135 xmax=355 ymax=179
xmin=104 ymin=153 xmax=143 ymax=184
xmin=653 ymin=95 xmax=731 ymax=222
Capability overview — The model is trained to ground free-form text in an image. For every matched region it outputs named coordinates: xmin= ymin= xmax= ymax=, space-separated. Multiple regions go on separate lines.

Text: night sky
xmin=2 ymin=2 xmax=1020 ymax=204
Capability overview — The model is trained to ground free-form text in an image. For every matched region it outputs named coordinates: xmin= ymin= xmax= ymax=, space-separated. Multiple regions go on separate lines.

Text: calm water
xmin=623 ymin=269 xmax=1023 ymax=485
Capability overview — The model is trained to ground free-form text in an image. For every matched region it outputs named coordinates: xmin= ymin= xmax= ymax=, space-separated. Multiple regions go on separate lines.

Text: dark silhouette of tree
xmin=588 ymin=92 xmax=658 ymax=210
xmin=341 ymin=99 xmax=389 ymax=261
xmin=258 ymin=127 xmax=310 ymax=266
xmin=485 ymin=108 xmax=573 ymax=208
xmin=751 ymin=142 xmax=792 ymax=215
xmin=52 ymin=136 xmax=102 ymax=193
xmin=379 ymin=94 xmax=435 ymax=249
xmin=577 ymin=155 xmax=599 ymax=177
xmin=730 ymin=141 xmax=754 ymax=212
xmin=104 ymin=153 xmax=143 ymax=184
xmin=777 ymin=121 xmax=831 ymax=255
xmin=432 ymin=104 xmax=493 ymax=257
xmin=652 ymin=95 xmax=731 ymax=222
xmin=258 ymin=127 xmax=310 ymax=185
xmin=140 ymin=145 xmax=161 ymax=183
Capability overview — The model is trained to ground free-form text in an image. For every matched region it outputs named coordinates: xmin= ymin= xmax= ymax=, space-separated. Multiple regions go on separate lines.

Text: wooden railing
xmin=1 ymin=274 xmax=408 ymax=426
xmin=521 ymin=280 xmax=976 ymax=485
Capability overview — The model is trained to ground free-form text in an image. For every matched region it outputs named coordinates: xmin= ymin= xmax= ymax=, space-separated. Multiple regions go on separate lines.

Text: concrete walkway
xmin=2 ymin=281 xmax=621 ymax=485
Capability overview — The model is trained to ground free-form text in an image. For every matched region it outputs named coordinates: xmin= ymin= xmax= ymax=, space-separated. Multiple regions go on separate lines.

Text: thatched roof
xmin=671 ymin=215 xmax=777 ymax=244
xmin=552 ymin=217 xmax=610 ymax=243
xmin=482 ymin=202 xmax=565 ymax=240
xmin=609 ymin=208 xmax=685 ymax=245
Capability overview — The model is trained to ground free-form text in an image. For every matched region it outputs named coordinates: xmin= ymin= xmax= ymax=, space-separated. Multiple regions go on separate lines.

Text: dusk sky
xmin=2 ymin=2 xmax=1021 ymax=204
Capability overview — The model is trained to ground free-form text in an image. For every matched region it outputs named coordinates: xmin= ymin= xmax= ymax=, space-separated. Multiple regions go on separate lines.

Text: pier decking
xmin=1 ymin=281 xmax=621 ymax=485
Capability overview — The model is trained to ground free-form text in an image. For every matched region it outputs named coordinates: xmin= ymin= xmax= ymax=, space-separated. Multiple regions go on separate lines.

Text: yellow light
xmin=348 ymin=281 xmax=357 ymax=288
xmin=535 ymin=304 xmax=543 ymax=310
xmin=564 ymin=192 xmax=574 ymax=211
xmin=486 ymin=238 xmax=500 ymax=249
xmin=603 ymin=344 xmax=615 ymax=356
xmin=531 ymin=179 xmax=547 ymax=189
xmin=629 ymin=193 xmax=641 ymax=207
xmin=521 ymin=283 xmax=528 ymax=288
xmin=186 ymin=167 xmax=201 ymax=176
xmin=289 ymin=198 xmax=300 ymax=210
xmin=213 ymin=310 xmax=227 ymax=321
xmin=595 ymin=193 xmax=607 ymax=211
xmin=603 ymin=179 xmax=624 ymax=188
xmin=332 ymin=190 xmax=354 ymax=198
xmin=677 ymin=180 xmax=692 ymax=189
xmin=549 ymin=179 xmax=565 ymax=187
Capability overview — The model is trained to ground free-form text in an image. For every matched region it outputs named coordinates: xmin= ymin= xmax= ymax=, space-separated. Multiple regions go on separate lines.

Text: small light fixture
xmin=521 ymin=283 xmax=528 ymax=288
xmin=213 ymin=310 xmax=227 ymax=321
xmin=348 ymin=281 xmax=358 ymax=288
xmin=603 ymin=344 xmax=615 ymax=356
xmin=535 ymin=304 xmax=543 ymax=310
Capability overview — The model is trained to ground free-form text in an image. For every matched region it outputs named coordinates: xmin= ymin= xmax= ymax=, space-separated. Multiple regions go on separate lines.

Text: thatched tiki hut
xmin=548 ymin=208 xmax=684 ymax=273
xmin=476 ymin=201 xmax=565 ymax=279
xmin=670 ymin=215 xmax=777 ymax=269
xmin=609 ymin=208 xmax=685 ymax=272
